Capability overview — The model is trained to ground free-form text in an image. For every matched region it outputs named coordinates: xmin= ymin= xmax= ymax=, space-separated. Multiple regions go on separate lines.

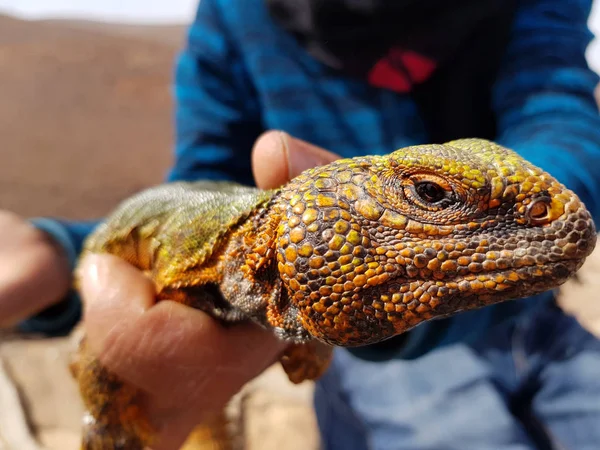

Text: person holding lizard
xmin=2 ymin=0 xmax=600 ymax=449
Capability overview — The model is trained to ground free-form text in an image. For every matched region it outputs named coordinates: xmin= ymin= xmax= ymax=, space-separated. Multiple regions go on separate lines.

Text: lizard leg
xmin=72 ymin=287 xmax=240 ymax=450
xmin=73 ymin=344 xmax=235 ymax=450
xmin=280 ymin=340 xmax=333 ymax=384
xmin=71 ymin=338 xmax=154 ymax=450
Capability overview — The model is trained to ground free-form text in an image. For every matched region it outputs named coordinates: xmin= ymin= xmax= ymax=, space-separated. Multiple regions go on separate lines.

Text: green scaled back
xmin=83 ymin=181 xmax=276 ymax=287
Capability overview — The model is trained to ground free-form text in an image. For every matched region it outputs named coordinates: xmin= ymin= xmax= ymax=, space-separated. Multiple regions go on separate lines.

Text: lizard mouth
xmin=437 ymin=259 xmax=581 ymax=299
xmin=380 ymin=260 xmax=584 ymax=326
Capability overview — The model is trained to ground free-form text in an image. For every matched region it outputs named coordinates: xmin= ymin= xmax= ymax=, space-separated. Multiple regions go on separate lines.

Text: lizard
xmin=69 ymin=138 xmax=597 ymax=450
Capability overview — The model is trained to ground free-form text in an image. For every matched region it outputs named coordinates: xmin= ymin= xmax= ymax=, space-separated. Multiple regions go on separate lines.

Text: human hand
xmin=79 ymin=131 xmax=340 ymax=449
xmin=252 ymin=130 xmax=340 ymax=189
xmin=0 ymin=211 xmax=71 ymax=327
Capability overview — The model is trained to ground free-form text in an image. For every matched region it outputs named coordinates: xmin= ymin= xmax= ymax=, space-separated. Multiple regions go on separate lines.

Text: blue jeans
xmin=314 ymin=300 xmax=600 ymax=450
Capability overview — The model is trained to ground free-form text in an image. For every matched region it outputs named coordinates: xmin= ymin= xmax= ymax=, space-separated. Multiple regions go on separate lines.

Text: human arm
xmin=7 ymin=0 xmax=265 ymax=333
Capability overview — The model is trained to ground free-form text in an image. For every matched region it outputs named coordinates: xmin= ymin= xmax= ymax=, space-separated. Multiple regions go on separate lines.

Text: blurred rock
xmin=557 ymin=246 xmax=600 ymax=337
xmin=242 ymin=365 xmax=318 ymax=450
xmin=0 ymin=335 xmax=82 ymax=437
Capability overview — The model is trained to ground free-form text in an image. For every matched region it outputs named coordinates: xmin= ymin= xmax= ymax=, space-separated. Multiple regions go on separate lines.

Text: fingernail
xmin=78 ymin=255 xmax=116 ymax=356
xmin=281 ymin=132 xmax=331 ymax=179
xmin=79 ymin=254 xmax=107 ymax=307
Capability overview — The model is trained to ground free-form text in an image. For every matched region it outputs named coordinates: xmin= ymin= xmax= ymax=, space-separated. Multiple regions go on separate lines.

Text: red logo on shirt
xmin=368 ymin=48 xmax=437 ymax=93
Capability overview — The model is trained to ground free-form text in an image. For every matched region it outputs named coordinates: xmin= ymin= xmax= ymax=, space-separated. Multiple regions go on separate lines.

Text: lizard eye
xmin=414 ymin=181 xmax=447 ymax=204
xmin=392 ymin=174 xmax=458 ymax=213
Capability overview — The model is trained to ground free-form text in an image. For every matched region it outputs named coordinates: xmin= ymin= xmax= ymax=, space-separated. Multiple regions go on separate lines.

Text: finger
xmin=79 ymin=254 xmax=286 ymax=445
xmin=126 ymin=302 xmax=285 ymax=450
xmin=0 ymin=247 xmax=64 ymax=325
xmin=252 ymin=131 xmax=340 ymax=189
xmin=78 ymin=254 xmax=155 ymax=357
xmin=105 ymin=301 xmax=285 ymax=414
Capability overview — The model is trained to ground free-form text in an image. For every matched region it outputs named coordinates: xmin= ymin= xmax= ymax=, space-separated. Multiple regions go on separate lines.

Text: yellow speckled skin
xmin=72 ymin=139 xmax=596 ymax=449
xmin=273 ymin=139 xmax=596 ymax=345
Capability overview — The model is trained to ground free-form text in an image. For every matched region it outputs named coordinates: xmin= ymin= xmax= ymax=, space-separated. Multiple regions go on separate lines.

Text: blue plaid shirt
xmin=26 ymin=0 xmax=600 ymax=356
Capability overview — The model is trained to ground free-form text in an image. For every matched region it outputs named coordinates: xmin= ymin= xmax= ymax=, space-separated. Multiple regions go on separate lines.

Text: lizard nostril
xmin=527 ymin=199 xmax=551 ymax=225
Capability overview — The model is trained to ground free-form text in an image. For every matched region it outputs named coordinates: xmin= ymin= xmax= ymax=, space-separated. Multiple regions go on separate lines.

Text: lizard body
xmin=72 ymin=139 xmax=596 ymax=449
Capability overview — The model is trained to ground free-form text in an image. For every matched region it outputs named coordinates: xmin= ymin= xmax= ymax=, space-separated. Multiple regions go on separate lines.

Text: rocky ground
xmin=0 ymin=13 xmax=598 ymax=450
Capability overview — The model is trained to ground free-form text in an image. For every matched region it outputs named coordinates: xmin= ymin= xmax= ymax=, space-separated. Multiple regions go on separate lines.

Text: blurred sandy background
xmin=0 ymin=9 xmax=599 ymax=450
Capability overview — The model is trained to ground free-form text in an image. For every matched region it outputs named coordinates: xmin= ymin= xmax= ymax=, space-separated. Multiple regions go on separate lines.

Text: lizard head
xmin=274 ymin=138 xmax=596 ymax=347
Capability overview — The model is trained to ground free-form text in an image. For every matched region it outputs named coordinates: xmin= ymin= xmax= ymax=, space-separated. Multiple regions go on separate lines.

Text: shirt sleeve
xmin=493 ymin=0 xmax=600 ymax=222
xmin=167 ymin=0 xmax=263 ymax=185
xmin=22 ymin=0 xmax=262 ymax=335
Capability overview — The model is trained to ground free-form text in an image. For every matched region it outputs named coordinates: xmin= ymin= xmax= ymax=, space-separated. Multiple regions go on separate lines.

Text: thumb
xmin=252 ymin=131 xmax=340 ymax=189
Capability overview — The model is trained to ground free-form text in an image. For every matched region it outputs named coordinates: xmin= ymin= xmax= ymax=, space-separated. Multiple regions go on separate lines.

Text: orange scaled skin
xmin=72 ymin=139 xmax=596 ymax=449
